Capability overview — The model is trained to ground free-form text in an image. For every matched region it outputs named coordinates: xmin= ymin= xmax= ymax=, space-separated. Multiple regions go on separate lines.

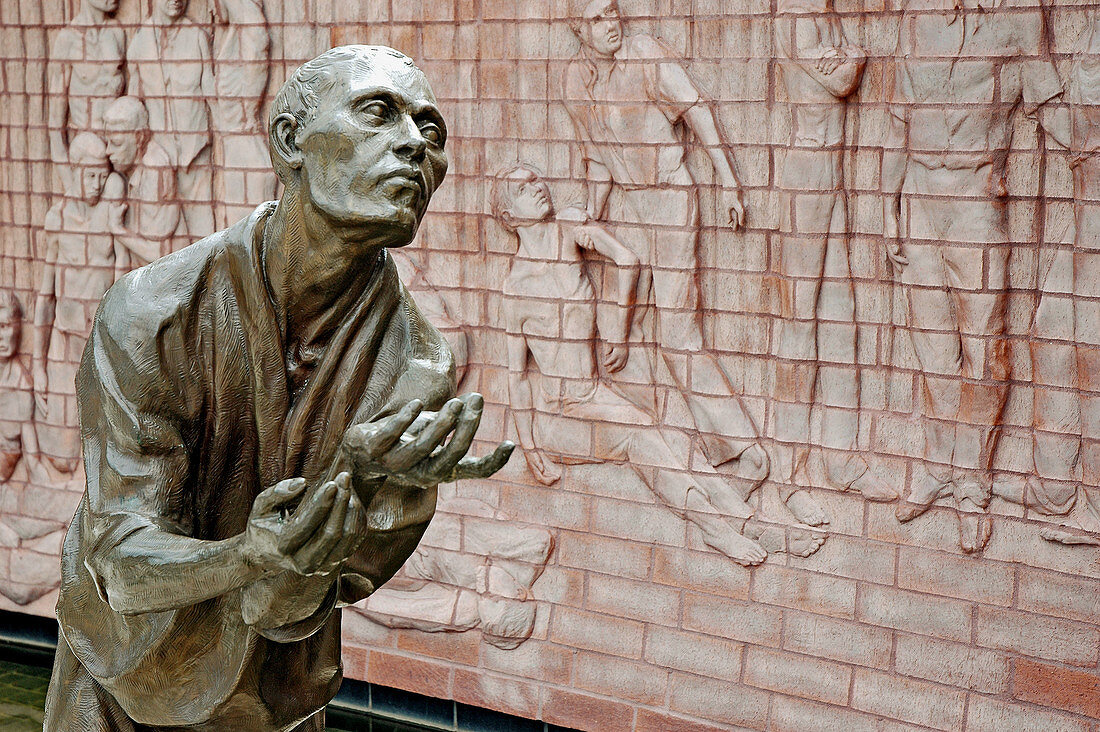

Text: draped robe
xmin=45 ymin=202 xmax=455 ymax=730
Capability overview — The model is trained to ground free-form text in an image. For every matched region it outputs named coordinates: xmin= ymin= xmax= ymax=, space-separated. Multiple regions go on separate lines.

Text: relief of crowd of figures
xmin=1 ymin=0 xmax=1100 ymax=649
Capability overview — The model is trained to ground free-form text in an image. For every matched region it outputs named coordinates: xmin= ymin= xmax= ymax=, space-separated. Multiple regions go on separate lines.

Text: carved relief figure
xmin=772 ymin=0 xmax=895 ymax=515
xmin=44 ymin=46 xmax=512 ymax=730
xmin=353 ymin=495 xmax=552 ymax=649
xmin=494 ymin=166 xmax=824 ymax=566
xmin=0 ymin=292 xmax=34 ymax=483
xmin=102 ymin=96 xmax=182 ymax=268
xmin=882 ymin=0 xmax=1070 ymax=552
xmin=47 ymin=0 xmax=126 ymax=194
xmin=562 ymin=0 xmax=780 ymax=521
xmin=0 ymin=290 xmax=63 ymax=605
xmin=127 ymin=0 xmax=216 ymax=239
xmin=34 ymin=132 xmax=118 ymax=474
xmin=1021 ymin=9 xmax=1100 ymax=546
xmin=211 ymin=0 xmax=277 ymax=227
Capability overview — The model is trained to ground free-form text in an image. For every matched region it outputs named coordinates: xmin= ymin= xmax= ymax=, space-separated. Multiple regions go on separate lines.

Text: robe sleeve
xmin=78 ymin=275 xmax=201 ymax=594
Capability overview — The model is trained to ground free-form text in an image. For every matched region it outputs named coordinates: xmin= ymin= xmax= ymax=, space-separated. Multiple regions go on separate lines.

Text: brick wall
xmin=3 ymin=1 xmax=1100 ymax=730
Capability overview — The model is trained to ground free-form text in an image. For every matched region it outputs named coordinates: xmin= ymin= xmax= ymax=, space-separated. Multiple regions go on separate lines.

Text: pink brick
xmin=967 ymin=695 xmax=1089 ymax=732
xmin=976 ymin=607 xmax=1100 ymax=667
xmin=635 ymin=709 xmax=732 ymax=732
xmin=549 ymin=607 xmax=645 ymax=659
xmin=894 ymin=635 xmax=1010 ymax=693
xmin=771 ymin=696 xmax=880 ymax=732
xmin=682 ymin=593 xmax=782 ymax=647
xmin=783 ymin=611 xmax=893 ymax=669
xmin=644 ymin=626 xmax=744 ymax=681
xmin=851 ymin=669 xmax=966 ymax=731
xmin=452 ymin=670 xmax=540 ymax=720
xmin=557 ymin=531 xmax=652 ymax=581
xmin=668 ymin=672 xmax=769 ymax=730
xmin=788 ymin=533 xmax=897 ymax=585
xmin=743 ymin=647 xmax=851 ymax=705
xmin=751 ymin=565 xmax=857 ymax=619
xmin=573 ymin=652 xmax=667 ymax=706
xmin=858 ymin=584 xmax=973 ymax=643
xmin=542 ymin=688 xmax=633 ymax=732
xmin=585 ymin=574 xmax=682 ymax=626
xmin=1018 ymin=567 xmax=1100 ymax=625
xmin=480 ymin=640 xmax=573 ymax=685
xmin=652 ymin=545 xmax=752 ymax=599
xmin=590 ymin=496 xmax=687 ymax=547
xmin=897 ymin=547 xmax=1014 ymax=606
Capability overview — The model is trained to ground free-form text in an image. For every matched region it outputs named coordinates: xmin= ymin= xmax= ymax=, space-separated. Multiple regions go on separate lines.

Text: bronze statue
xmin=44 ymin=45 xmax=513 ymax=730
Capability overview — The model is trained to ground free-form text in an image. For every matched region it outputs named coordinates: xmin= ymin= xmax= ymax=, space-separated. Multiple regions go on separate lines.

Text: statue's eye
xmin=419 ymin=122 xmax=444 ymax=146
xmin=361 ymin=101 xmax=390 ymax=121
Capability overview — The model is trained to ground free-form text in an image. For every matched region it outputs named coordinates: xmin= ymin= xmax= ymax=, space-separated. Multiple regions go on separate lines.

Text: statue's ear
xmin=270 ymin=113 xmax=303 ymax=171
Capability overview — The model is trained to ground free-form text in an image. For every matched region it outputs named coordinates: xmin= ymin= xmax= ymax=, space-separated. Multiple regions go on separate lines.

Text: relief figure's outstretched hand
xmin=342 ymin=393 xmax=515 ymax=490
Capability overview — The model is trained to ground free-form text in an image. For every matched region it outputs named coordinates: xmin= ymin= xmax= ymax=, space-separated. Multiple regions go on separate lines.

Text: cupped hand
xmin=342 ymin=394 xmax=515 ymax=489
xmin=244 ymin=472 xmax=367 ymax=576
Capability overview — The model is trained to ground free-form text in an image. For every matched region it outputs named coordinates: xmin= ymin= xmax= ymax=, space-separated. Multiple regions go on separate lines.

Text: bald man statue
xmin=44 ymin=46 xmax=513 ymax=731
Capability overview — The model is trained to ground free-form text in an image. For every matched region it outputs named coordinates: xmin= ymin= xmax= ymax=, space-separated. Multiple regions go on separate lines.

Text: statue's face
xmin=296 ymin=54 xmax=449 ymax=245
xmin=105 ymin=129 xmax=141 ymax=174
xmin=580 ymin=0 xmax=622 ymax=57
xmin=0 ymin=311 xmax=18 ymax=361
xmin=87 ymin=0 xmax=120 ymax=14
xmin=507 ymin=175 xmax=552 ymax=224
xmin=159 ymin=0 xmax=188 ymax=19
xmin=79 ymin=162 xmax=110 ymax=206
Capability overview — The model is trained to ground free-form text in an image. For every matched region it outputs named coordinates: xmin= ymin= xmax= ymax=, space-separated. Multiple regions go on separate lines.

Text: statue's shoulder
xmin=101 ymin=231 xmax=230 ymax=344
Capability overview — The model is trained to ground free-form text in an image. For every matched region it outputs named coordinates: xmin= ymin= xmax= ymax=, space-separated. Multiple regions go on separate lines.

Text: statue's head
xmin=269 ymin=45 xmax=449 ymax=247
xmin=103 ymin=97 xmax=150 ymax=175
xmin=68 ymin=132 xmax=110 ymax=206
xmin=568 ymin=0 xmax=623 ymax=57
xmin=0 ymin=291 xmax=22 ymax=362
xmin=491 ymin=165 xmax=554 ymax=232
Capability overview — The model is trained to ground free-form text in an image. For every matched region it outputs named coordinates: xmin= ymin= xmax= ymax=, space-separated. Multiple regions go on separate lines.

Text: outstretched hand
xmin=342 ymin=393 xmax=515 ymax=489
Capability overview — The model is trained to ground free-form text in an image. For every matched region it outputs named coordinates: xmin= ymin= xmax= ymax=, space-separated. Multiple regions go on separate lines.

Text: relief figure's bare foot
xmin=785 ymin=489 xmax=829 ymax=526
xmin=745 ymin=520 xmax=827 ymax=558
xmin=895 ymin=500 xmax=930 ymax=523
xmin=956 ymin=497 xmax=992 ymax=554
xmin=843 ymin=467 xmax=898 ymax=502
xmin=695 ymin=514 xmax=767 ymax=566
xmin=1040 ymin=527 xmax=1100 ymax=546
xmin=896 ymin=467 xmax=952 ymax=523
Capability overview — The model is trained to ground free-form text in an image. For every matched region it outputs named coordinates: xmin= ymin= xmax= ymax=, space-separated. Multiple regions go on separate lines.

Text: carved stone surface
xmin=3 ymin=2 xmax=1100 ymax=731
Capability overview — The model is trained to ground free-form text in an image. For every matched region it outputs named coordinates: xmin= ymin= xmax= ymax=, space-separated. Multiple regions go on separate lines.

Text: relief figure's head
xmin=491 ymin=165 xmax=554 ymax=232
xmin=86 ymin=0 xmax=121 ymax=15
xmin=0 ymin=291 xmax=23 ymax=362
xmin=158 ymin=0 xmax=189 ymax=21
xmin=68 ymin=132 xmax=110 ymax=206
xmin=569 ymin=0 xmax=623 ymax=58
xmin=103 ymin=97 xmax=151 ymax=176
xmin=269 ymin=45 xmax=449 ymax=248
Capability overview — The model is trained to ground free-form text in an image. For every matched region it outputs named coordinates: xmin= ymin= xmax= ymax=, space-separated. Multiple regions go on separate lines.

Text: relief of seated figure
xmin=492 ymin=165 xmax=825 ymax=566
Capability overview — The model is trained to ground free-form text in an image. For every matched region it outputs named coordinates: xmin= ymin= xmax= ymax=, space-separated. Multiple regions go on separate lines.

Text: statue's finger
xmin=423 ymin=395 xmax=483 ymax=477
xmin=293 ymin=483 xmax=351 ymax=574
xmin=452 ymin=441 xmax=516 ymax=482
xmin=322 ymin=487 xmax=367 ymax=567
xmin=384 ymin=398 xmax=463 ymax=471
xmin=278 ymin=480 xmax=338 ymax=555
xmin=347 ymin=400 xmax=423 ymax=456
xmin=252 ymin=477 xmax=307 ymax=515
